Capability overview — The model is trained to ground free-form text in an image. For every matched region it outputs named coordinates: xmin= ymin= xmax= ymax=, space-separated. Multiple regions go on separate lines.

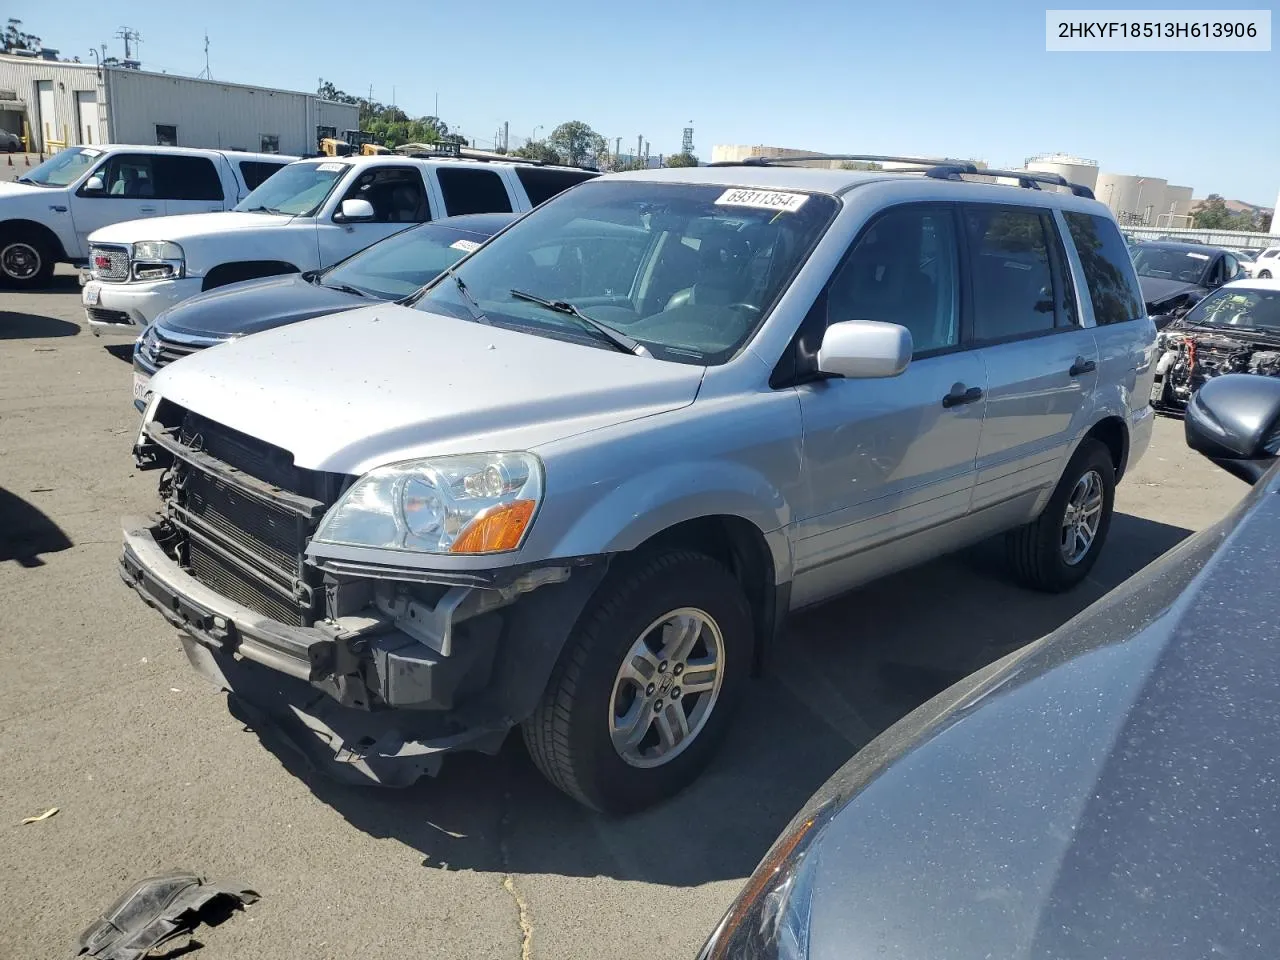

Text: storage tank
xmin=1025 ymin=154 xmax=1099 ymax=193
xmin=1160 ymin=185 xmax=1195 ymax=225
xmin=1094 ymin=173 xmax=1167 ymax=226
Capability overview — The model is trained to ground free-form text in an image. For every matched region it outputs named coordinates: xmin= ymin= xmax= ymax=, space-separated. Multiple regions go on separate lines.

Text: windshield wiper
xmin=440 ymin=269 xmax=489 ymax=324
xmin=322 ymin=282 xmax=367 ymax=298
xmin=241 ymin=205 xmax=282 ymax=215
xmin=508 ymin=289 xmax=649 ymax=357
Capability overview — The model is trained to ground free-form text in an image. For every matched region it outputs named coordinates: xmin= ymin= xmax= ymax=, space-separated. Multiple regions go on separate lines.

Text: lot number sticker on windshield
xmin=714 ymin=188 xmax=808 ymax=213
xmin=1185 ymin=252 xmax=1210 ymax=260
xmin=316 ymin=162 xmax=345 ymax=172
xmin=450 ymin=239 xmax=481 ymax=253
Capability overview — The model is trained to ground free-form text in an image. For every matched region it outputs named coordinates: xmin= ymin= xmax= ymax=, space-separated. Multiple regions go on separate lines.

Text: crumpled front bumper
xmin=118 ymin=517 xmax=507 ymax=784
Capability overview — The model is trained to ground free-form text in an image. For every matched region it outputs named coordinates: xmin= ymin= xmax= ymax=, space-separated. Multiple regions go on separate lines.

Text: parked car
xmin=0 ymin=145 xmax=294 ymax=290
xmin=1131 ymin=240 xmax=1247 ymax=326
xmin=1150 ymin=278 xmax=1280 ymax=413
xmin=1247 ymin=245 xmax=1280 ymax=279
xmin=120 ymin=158 xmax=1155 ymax=812
xmin=697 ymin=371 xmax=1280 ymax=960
xmin=130 ymin=212 xmax=517 ymax=412
xmin=83 ymin=155 xmax=598 ymax=334
xmin=0 ymin=129 xmax=22 ymax=153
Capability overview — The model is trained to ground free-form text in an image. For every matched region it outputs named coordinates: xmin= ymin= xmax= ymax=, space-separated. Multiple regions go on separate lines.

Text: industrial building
xmin=710 ymin=144 xmax=989 ymax=172
xmin=0 ymin=52 xmax=358 ymax=156
xmin=1023 ymin=154 xmax=1195 ymax=227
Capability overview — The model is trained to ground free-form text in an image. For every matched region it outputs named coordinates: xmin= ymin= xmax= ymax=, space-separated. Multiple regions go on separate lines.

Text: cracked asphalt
xmin=0 ymin=270 xmax=1248 ymax=959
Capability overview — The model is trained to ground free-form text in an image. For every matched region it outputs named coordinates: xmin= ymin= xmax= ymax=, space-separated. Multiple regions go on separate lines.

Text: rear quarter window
xmin=513 ymin=167 xmax=599 ymax=206
xmin=1063 ymin=212 xmax=1146 ymax=325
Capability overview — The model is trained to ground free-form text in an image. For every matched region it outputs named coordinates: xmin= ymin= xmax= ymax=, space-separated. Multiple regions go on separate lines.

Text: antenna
xmin=197 ymin=32 xmax=211 ymax=79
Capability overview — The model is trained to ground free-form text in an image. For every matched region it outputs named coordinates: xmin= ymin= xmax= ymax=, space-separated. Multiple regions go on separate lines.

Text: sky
xmin=22 ymin=0 xmax=1280 ymax=206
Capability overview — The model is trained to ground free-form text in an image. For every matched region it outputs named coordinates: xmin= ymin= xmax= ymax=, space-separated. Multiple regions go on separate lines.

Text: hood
xmin=89 ymin=210 xmax=293 ymax=245
xmin=0 ymin=179 xmax=61 ymax=205
xmin=1138 ymin=275 xmax=1206 ymax=309
xmin=795 ymin=472 xmax=1280 ymax=960
xmin=147 ymin=302 xmax=705 ymax=474
xmin=155 ymin=273 xmax=367 ymax=339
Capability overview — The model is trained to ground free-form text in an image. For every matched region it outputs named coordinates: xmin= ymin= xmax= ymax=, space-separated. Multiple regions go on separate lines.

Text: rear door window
xmin=437 ymin=167 xmax=514 ymax=215
xmin=513 ymin=167 xmax=597 ymax=206
xmin=963 ymin=206 xmax=1061 ymax=341
xmin=152 ymin=156 xmax=223 ymax=201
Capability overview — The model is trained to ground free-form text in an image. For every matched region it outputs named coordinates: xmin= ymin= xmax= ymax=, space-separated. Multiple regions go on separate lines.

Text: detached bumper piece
xmin=75 ymin=871 xmax=258 ymax=960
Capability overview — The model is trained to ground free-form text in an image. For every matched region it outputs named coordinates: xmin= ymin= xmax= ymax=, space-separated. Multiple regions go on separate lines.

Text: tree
xmin=512 ymin=139 xmax=563 ymax=165
xmin=547 ymin=121 xmax=606 ymax=167
xmin=317 ymin=79 xmax=359 ymax=105
xmin=1192 ymin=194 xmax=1260 ymax=232
xmin=3 ymin=18 xmax=41 ymax=53
xmin=665 ymin=152 xmax=698 ymax=168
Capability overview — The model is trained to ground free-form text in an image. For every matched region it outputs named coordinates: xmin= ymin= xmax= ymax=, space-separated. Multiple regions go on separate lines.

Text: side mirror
xmin=817 ymin=320 xmax=912 ymax=379
xmin=82 ymin=175 xmax=106 ymax=194
xmin=1185 ymin=374 xmax=1280 ymax=486
xmin=336 ymin=198 xmax=375 ymax=222
xmin=1150 ymin=313 xmax=1176 ymax=331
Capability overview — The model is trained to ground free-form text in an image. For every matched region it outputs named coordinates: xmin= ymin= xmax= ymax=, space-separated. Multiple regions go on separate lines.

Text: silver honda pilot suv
xmin=121 ymin=157 xmax=1156 ymax=812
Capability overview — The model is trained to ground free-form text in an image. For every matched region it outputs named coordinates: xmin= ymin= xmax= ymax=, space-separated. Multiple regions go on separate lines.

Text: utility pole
xmin=115 ymin=27 xmax=142 ymax=65
xmin=503 ymin=121 xmax=509 ymax=153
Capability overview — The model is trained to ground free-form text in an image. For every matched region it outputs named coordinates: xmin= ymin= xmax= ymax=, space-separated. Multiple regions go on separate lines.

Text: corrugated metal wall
xmin=0 ymin=55 xmax=104 ymax=150
xmin=1127 ymin=226 xmax=1280 ymax=251
xmin=106 ymin=69 xmax=320 ymax=155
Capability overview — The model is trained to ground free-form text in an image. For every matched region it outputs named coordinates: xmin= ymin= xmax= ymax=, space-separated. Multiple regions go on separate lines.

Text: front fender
xmin=549 ymin=460 xmax=792 ymax=576
xmin=522 ymin=390 xmax=805 ymax=582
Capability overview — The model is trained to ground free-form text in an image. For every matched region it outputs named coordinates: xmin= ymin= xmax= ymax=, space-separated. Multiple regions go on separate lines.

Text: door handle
xmin=1069 ymin=356 xmax=1097 ymax=377
xmin=942 ymin=384 xmax=984 ymax=408
xmin=140 ymin=205 xmax=158 ymax=214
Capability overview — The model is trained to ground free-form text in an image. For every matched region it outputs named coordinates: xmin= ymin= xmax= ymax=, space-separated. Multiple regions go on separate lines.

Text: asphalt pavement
xmin=0 ymin=271 xmax=1248 ymax=959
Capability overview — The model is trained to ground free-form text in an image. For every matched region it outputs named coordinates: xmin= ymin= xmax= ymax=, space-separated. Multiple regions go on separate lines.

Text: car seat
xmin=664 ymin=233 xmax=754 ymax=310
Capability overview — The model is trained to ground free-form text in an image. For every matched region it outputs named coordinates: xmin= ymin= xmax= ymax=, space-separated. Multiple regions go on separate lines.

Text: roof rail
xmin=709 ymin=152 xmax=1095 ymax=199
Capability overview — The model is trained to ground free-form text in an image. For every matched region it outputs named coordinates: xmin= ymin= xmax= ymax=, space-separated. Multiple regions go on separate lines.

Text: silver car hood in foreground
xmin=146 ymin=302 xmax=705 ymax=474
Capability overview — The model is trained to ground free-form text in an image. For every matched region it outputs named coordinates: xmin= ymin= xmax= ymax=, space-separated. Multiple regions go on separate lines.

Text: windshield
xmin=1131 ymin=246 xmax=1212 ymax=284
xmin=321 ymin=222 xmax=497 ymax=300
xmin=233 ymin=161 xmax=346 ymax=216
xmin=21 ymin=146 xmax=102 ymax=187
xmin=1183 ymin=288 xmax=1280 ymax=333
xmin=1235 ymin=250 xmax=1257 ymax=262
xmin=411 ymin=180 xmax=838 ymax=364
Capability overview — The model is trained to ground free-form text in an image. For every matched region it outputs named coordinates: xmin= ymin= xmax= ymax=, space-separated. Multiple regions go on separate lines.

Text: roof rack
xmin=709 ymin=153 xmax=1095 ymax=200
xmin=389 ymin=141 xmax=597 ymax=173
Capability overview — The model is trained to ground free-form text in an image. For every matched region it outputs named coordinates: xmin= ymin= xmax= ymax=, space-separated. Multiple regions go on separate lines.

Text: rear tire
xmin=0 ymin=228 xmax=55 ymax=289
xmin=1006 ymin=438 xmax=1115 ymax=593
xmin=522 ymin=549 xmax=753 ymax=814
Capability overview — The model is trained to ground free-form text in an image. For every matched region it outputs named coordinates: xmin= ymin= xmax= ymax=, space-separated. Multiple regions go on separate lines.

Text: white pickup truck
xmin=83 ymin=155 xmax=599 ymax=334
xmin=0 ymin=145 xmax=294 ymax=290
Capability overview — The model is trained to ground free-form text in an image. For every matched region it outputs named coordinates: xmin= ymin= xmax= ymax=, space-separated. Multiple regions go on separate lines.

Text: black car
xmin=699 ymin=372 xmax=1280 ymax=960
xmin=1150 ymin=280 xmax=1280 ymax=414
xmin=131 ymin=212 xmax=516 ymax=411
xmin=1131 ymin=240 xmax=1249 ymax=326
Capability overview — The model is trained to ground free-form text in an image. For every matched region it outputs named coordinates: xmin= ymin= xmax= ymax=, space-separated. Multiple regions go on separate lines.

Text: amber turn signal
xmin=450 ymin=499 xmax=537 ymax=553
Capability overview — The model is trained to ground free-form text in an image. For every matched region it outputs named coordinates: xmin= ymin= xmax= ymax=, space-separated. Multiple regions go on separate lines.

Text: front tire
xmin=522 ymin=550 xmax=753 ymax=813
xmin=0 ymin=229 xmax=55 ymax=289
xmin=1006 ymin=438 xmax=1115 ymax=593
xmin=1260 ymin=270 xmax=1273 ymax=280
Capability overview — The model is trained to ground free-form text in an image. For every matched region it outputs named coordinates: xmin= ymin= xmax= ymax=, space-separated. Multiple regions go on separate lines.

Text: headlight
xmin=312 ymin=452 xmax=543 ymax=555
xmin=131 ymin=241 xmax=185 ymax=281
xmin=696 ymin=800 xmax=834 ymax=960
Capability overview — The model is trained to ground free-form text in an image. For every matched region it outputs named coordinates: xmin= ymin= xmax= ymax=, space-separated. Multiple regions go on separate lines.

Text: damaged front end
xmin=120 ymin=399 xmax=605 ymax=785
xmin=1151 ymin=327 xmax=1280 ymax=414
